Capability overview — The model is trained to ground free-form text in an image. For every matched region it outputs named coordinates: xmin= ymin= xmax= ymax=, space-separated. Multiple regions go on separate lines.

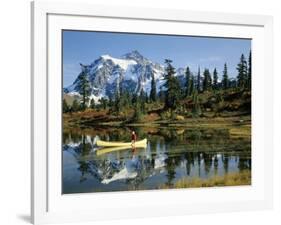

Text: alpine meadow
xmin=62 ymin=31 xmax=251 ymax=194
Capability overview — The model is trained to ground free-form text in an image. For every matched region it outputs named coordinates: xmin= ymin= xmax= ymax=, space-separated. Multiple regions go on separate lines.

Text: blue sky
xmin=63 ymin=30 xmax=251 ymax=87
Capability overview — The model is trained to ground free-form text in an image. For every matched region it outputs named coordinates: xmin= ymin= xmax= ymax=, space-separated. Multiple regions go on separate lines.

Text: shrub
xmin=176 ymin=115 xmax=185 ymax=121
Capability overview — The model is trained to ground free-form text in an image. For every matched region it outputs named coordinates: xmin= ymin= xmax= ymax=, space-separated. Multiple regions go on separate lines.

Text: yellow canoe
xmin=96 ymin=145 xmax=146 ymax=156
xmin=96 ymin=138 xmax=147 ymax=147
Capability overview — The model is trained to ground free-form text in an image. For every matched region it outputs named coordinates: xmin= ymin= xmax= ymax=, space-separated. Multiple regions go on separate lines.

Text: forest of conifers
xmin=63 ymin=51 xmax=251 ymax=125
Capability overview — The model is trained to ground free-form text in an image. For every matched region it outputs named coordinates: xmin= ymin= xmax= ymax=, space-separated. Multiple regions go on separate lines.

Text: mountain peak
xmin=122 ymin=50 xmax=146 ymax=62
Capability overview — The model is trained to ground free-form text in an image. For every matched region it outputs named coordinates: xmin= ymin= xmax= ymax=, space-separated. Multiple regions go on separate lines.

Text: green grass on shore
xmin=160 ymin=170 xmax=251 ymax=189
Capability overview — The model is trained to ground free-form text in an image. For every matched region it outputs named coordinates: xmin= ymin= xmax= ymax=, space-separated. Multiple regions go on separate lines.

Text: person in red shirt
xmin=131 ymin=131 xmax=137 ymax=147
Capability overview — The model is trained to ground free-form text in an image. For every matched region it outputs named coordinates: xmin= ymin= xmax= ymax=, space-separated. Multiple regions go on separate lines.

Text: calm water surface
xmin=62 ymin=126 xmax=251 ymax=193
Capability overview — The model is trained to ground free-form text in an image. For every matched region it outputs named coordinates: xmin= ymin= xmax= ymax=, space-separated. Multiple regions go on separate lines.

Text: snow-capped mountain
xmin=64 ymin=50 xmax=185 ymax=102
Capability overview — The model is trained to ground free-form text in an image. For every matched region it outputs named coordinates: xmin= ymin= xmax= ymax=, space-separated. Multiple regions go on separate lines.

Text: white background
xmin=0 ymin=0 xmax=280 ymax=224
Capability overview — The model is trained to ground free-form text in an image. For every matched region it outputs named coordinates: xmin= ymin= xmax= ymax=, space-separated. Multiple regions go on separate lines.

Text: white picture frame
xmin=31 ymin=1 xmax=274 ymax=224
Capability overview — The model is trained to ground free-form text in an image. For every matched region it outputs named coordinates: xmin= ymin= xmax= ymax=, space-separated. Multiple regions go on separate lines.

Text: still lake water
xmin=62 ymin=126 xmax=251 ymax=194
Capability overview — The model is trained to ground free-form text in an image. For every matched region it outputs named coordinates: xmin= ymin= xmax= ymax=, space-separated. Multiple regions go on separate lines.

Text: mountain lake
xmin=62 ymin=125 xmax=251 ymax=193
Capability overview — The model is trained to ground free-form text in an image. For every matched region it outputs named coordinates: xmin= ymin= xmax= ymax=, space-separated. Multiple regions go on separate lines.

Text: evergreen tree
xmin=159 ymin=86 xmax=165 ymax=103
xmin=114 ymin=81 xmax=121 ymax=113
xmin=237 ymin=54 xmax=248 ymax=89
xmin=185 ymin=66 xmax=191 ymax=97
xmin=115 ymin=96 xmax=121 ymax=113
xmin=121 ymin=90 xmax=130 ymax=108
xmin=192 ymin=90 xmax=201 ymax=117
xmin=113 ymin=79 xmax=122 ymax=114
xmin=77 ymin=71 xmax=91 ymax=110
xmin=133 ymin=96 xmax=142 ymax=122
xmin=119 ymin=86 xmax=125 ymax=108
xmin=197 ymin=67 xmax=201 ymax=92
xmin=132 ymin=93 xmax=138 ymax=104
xmin=208 ymin=69 xmax=213 ymax=90
xmin=150 ymin=73 xmax=157 ymax=102
xmin=90 ymin=98 xmax=95 ymax=109
xmin=72 ymin=99 xmax=80 ymax=112
xmin=145 ymin=92 xmax=149 ymax=103
xmin=189 ymin=75 xmax=194 ymax=95
xmin=222 ymin=63 xmax=229 ymax=90
xmin=139 ymin=88 xmax=146 ymax=113
xmin=248 ymin=51 xmax=252 ymax=89
xmin=213 ymin=68 xmax=218 ymax=90
xmin=99 ymin=97 xmax=108 ymax=110
xmin=128 ymin=91 xmax=133 ymax=107
xmin=63 ymin=99 xmax=69 ymax=113
xmin=163 ymin=59 xmax=181 ymax=109
xmin=203 ymin=68 xmax=212 ymax=91
xmin=108 ymin=96 xmax=113 ymax=108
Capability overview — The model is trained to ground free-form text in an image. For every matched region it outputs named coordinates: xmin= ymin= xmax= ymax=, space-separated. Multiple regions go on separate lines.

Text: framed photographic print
xmin=31 ymin=1 xmax=273 ymax=224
